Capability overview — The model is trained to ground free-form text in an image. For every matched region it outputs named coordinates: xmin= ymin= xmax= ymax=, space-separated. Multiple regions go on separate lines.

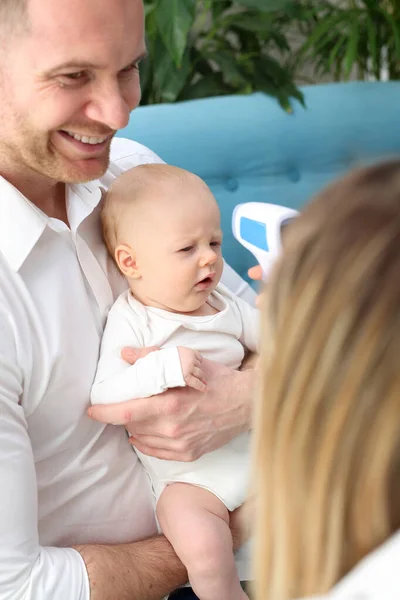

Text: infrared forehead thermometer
xmin=232 ymin=202 xmax=299 ymax=278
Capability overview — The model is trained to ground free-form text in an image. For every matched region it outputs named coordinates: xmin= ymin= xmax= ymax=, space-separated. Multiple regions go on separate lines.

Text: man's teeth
xmin=65 ymin=132 xmax=109 ymax=145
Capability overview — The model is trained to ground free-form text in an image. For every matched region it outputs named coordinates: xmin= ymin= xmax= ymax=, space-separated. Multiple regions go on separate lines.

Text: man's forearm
xmin=75 ymin=535 xmax=187 ymax=600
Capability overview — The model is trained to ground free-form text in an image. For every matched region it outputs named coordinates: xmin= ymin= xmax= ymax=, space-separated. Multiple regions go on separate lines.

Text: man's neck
xmin=1 ymin=169 xmax=69 ymax=224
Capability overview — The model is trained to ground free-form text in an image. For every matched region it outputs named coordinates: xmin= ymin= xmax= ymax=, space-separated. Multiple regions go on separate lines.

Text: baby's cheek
xmin=151 ymin=272 xmax=171 ymax=297
xmin=216 ymin=256 xmax=224 ymax=278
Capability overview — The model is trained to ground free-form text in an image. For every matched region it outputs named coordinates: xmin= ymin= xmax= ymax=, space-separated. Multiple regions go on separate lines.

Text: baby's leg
xmin=157 ymin=483 xmax=248 ymax=600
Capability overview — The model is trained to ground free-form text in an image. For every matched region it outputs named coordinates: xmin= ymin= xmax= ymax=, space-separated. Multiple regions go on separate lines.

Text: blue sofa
xmin=117 ymin=81 xmax=400 ymax=284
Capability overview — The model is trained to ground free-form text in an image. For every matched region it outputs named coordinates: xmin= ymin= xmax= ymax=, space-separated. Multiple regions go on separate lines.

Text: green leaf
xmin=211 ymin=0 xmax=231 ymax=21
xmin=344 ymin=19 xmax=360 ymax=79
xmin=365 ymin=14 xmax=379 ymax=78
xmin=191 ymin=51 xmax=215 ymax=77
xmin=277 ymin=93 xmax=293 ymax=113
xmin=268 ymin=30 xmax=291 ymax=52
xmin=282 ymin=82 xmax=305 ymax=107
xmin=328 ymin=36 xmax=345 ymax=71
xmin=228 ymin=13 xmax=276 ymax=34
xmin=255 ymin=54 xmax=293 ymax=86
xmin=155 ymin=0 xmax=196 ymax=68
xmin=180 ymin=73 xmax=230 ymax=100
xmin=234 ymin=0 xmax=293 ymax=12
xmin=252 ymin=57 xmax=302 ymax=108
xmin=380 ymin=8 xmax=400 ymax=59
xmin=152 ymin=39 xmax=192 ymax=102
xmin=144 ymin=5 xmax=158 ymax=38
xmin=300 ymin=12 xmax=343 ymax=58
xmin=143 ymin=1 xmax=157 ymax=17
xmin=204 ymin=50 xmax=249 ymax=87
xmin=141 ymin=0 xmax=305 ymax=112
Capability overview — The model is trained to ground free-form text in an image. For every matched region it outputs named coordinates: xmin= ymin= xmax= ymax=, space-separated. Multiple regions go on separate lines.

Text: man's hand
xmin=88 ymin=348 xmax=254 ymax=462
xmin=178 ymin=346 xmax=207 ymax=392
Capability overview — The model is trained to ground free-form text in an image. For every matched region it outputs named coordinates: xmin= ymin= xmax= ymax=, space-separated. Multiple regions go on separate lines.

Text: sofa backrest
xmin=117 ymin=82 xmax=400 ymax=283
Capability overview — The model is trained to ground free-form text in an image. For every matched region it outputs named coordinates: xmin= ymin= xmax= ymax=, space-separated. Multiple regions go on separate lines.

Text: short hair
xmin=253 ymin=160 xmax=400 ymax=600
xmin=101 ymin=163 xmax=205 ymax=263
xmin=0 ymin=0 xmax=29 ymax=35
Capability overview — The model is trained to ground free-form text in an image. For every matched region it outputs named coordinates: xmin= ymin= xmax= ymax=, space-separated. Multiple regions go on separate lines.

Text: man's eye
xmin=120 ymin=62 xmax=140 ymax=76
xmin=180 ymin=246 xmax=194 ymax=253
xmin=64 ymin=71 xmax=86 ymax=80
xmin=57 ymin=71 xmax=90 ymax=88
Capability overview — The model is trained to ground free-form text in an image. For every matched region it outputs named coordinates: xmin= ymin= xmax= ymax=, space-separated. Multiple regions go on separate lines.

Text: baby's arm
xmin=91 ymin=301 xmax=206 ymax=406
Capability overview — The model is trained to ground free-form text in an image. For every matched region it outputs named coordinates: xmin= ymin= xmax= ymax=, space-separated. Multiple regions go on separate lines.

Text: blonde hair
xmin=253 ymin=160 xmax=400 ymax=600
xmin=101 ymin=163 xmax=207 ymax=262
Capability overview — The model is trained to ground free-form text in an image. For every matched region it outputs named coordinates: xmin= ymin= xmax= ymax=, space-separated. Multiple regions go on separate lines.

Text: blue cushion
xmin=117 ymin=81 xmax=400 ymax=283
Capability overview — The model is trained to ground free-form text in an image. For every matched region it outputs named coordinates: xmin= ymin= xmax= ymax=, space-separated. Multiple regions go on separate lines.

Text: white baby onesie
xmin=91 ymin=283 xmax=259 ymax=511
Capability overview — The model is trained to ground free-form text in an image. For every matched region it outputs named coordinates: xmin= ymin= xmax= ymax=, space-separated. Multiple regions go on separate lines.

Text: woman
xmin=252 ymin=161 xmax=400 ymax=600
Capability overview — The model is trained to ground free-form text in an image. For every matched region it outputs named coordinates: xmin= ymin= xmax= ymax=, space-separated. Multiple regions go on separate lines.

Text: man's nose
xmin=85 ymin=81 xmax=139 ymax=131
xmin=199 ymin=248 xmax=217 ymax=267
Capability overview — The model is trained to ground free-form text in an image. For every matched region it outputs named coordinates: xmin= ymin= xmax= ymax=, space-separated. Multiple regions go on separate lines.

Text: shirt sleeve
xmin=0 ymin=304 xmax=90 ymax=600
xmin=90 ymin=301 xmax=186 ymax=405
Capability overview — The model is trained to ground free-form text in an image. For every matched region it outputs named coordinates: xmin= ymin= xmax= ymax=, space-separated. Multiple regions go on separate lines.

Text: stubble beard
xmin=0 ymin=114 xmax=114 ymax=185
xmin=21 ymin=133 xmax=112 ymax=184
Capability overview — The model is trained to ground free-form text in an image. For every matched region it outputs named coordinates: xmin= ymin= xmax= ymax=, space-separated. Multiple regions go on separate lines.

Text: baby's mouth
xmin=196 ymin=273 xmax=216 ymax=288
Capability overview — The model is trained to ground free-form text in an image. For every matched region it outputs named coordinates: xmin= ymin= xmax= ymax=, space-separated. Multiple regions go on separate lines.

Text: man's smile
xmin=56 ymin=130 xmax=112 ymax=155
xmin=63 ymin=131 xmax=110 ymax=145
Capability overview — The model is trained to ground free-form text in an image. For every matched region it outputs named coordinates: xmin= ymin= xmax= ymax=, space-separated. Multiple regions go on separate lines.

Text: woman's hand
xmin=248 ymin=265 xmax=262 ymax=281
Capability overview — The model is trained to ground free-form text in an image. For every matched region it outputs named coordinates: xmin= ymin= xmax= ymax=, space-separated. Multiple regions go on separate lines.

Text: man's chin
xmin=59 ymin=156 xmax=111 ymax=184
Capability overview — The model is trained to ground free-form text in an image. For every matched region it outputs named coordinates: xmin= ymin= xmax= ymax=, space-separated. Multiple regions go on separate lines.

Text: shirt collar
xmin=0 ymin=175 xmax=102 ymax=272
xmin=126 ymin=290 xmax=149 ymax=326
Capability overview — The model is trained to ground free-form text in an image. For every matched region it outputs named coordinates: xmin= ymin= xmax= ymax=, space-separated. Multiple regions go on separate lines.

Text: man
xmin=0 ymin=0 xmax=255 ymax=598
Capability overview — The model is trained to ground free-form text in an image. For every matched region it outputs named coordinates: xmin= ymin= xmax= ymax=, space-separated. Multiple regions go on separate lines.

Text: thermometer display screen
xmin=239 ymin=217 xmax=269 ymax=251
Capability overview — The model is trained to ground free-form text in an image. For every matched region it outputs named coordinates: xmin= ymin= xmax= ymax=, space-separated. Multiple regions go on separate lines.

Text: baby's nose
xmin=199 ymin=248 xmax=217 ymax=267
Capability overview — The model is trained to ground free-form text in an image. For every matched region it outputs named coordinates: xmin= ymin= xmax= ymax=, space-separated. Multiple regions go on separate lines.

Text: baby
xmin=91 ymin=164 xmax=258 ymax=600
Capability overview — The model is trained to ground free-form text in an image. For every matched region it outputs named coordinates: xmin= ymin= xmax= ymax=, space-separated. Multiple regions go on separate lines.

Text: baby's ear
xmin=115 ymin=244 xmax=141 ymax=279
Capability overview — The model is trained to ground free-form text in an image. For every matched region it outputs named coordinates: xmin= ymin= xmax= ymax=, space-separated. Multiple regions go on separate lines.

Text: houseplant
xmin=294 ymin=0 xmax=400 ymax=81
xmin=140 ymin=0 xmax=304 ymax=111
xmin=140 ymin=0 xmax=400 ymax=110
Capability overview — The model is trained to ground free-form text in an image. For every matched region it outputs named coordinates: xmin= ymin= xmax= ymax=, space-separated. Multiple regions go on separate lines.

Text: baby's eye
xmin=179 ymin=246 xmax=194 ymax=253
xmin=210 ymin=241 xmax=221 ymax=247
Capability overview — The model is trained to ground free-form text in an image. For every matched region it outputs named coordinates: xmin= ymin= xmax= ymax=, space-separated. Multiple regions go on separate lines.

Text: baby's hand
xmin=177 ymin=347 xmax=207 ymax=392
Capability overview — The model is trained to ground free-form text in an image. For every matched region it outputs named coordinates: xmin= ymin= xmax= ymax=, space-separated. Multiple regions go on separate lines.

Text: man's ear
xmin=115 ymin=244 xmax=141 ymax=279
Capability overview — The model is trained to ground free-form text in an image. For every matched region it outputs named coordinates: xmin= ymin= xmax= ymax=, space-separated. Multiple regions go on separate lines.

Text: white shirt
xmin=0 ymin=138 xmax=256 ymax=600
xmin=91 ymin=284 xmax=258 ymax=511
xmin=298 ymin=532 xmax=400 ymax=600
